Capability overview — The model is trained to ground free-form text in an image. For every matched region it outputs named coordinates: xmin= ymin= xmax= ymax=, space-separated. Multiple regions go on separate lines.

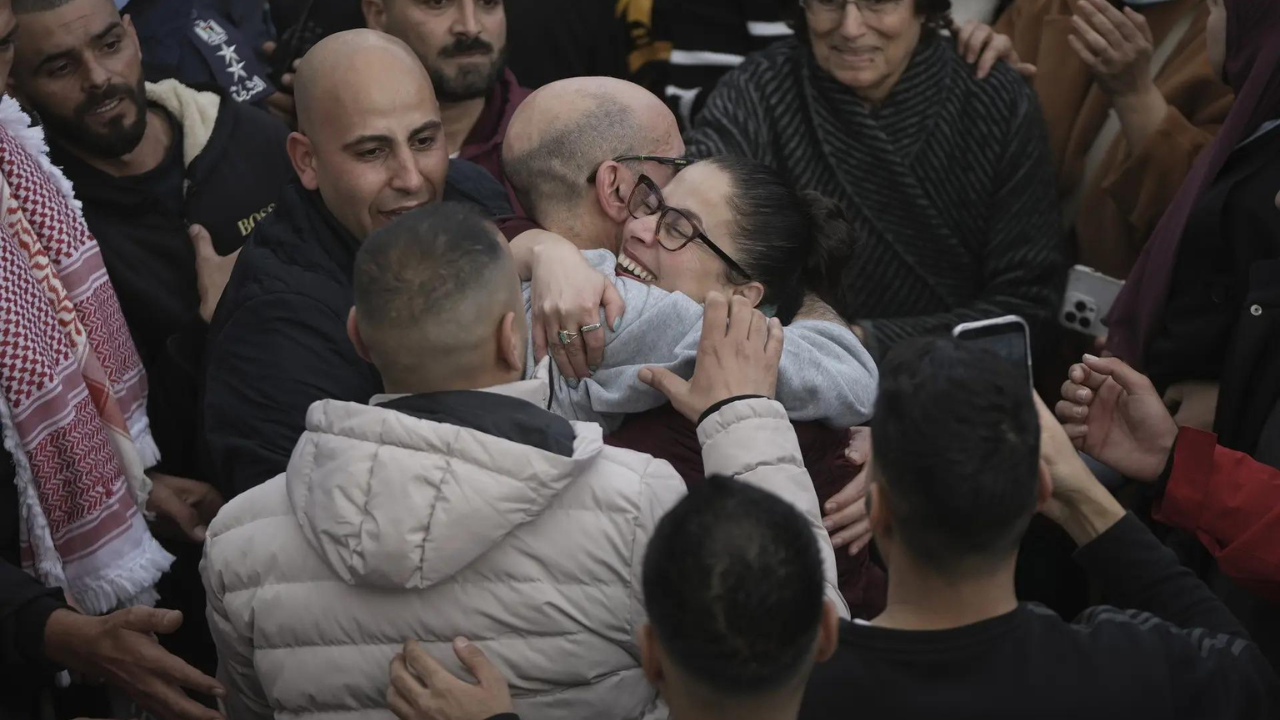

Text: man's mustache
xmin=76 ymin=84 xmax=138 ymax=119
xmin=439 ymin=36 xmax=494 ymax=58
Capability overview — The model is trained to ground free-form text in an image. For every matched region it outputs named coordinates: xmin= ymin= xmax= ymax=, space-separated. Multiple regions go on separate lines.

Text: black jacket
xmin=1146 ymin=125 xmax=1280 ymax=399
xmin=799 ymin=515 xmax=1279 ymax=720
xmin=50 ymin=84 xmax=293 ymax=481
xmin=203 ymin=162 xmax=511 ymax=498
xmin=0 ymin=449 xmax=68 ymax=720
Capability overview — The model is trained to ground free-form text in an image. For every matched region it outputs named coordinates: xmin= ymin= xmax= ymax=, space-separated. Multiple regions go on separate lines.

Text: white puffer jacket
xmin=202 ymin=369 xmax=846 ymax=720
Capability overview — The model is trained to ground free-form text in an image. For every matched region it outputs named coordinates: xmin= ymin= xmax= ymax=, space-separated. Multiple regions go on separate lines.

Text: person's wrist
xmin=1110 ymin=81 xmax=1165 ymax=121
xmin=1052 ymin=478 xmax=1127 ymax=546
xmin=696 ymin=394 xmax=767 ymax=426
xmin=1133 ymin=428 xmax=1178 ymax=482
xmin=42 ymin=609 xmax=99 ymax=670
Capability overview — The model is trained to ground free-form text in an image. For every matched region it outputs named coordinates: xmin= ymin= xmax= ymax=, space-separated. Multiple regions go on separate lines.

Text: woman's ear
xmin=732 ymin=281 xmax=767 ymax=308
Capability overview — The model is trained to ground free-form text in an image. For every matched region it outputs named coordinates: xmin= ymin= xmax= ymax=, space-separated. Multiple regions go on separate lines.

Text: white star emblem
xmin=216 ymin=43 xmax=239 ymax=64
xmin=228 ymin=59 xmax=248 ymax=81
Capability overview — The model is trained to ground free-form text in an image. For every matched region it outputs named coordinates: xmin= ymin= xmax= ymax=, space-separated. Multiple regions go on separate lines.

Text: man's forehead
xmin=311 ymin=77 xmax=440 ymax=140
xmin=17 ymin=1 xmax=116 ymax=52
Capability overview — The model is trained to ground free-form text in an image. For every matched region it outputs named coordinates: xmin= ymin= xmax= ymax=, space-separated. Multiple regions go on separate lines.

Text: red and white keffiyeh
xmin=0 ymin=95 xmax=172 ymax=614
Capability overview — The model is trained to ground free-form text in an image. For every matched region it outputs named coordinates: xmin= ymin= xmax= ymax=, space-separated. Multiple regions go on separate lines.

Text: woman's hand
xmin=823 ymin=427 xmax=873 ymax=556
xmin=953 ymin=20 xmax=1037 ymax=80
xmin=1068 ymin=0 xmax=1156 ymax=100
xmin=525 ymin=233 xmax=625 ymax=380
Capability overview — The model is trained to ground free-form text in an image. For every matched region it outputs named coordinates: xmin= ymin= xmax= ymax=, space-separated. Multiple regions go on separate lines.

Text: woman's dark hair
xmin=786 ymin=0 xmax=953 ymax=42
xmin=700 ymin=155 xmax=852 ymax=324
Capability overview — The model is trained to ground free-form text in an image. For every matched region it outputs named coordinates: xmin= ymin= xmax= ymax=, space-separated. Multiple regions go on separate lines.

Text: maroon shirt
xmin=459 ymin=67 xmax=531 ymax=212
xmin=606 ymin=404 xmax=888 ymax=618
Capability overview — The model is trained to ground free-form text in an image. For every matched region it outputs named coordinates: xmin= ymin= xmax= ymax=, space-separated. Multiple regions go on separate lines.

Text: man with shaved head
xmin=502 ymin=75 xmax=684 ymax=255
xmin=202 ymin=29 xmax=511 ymax=497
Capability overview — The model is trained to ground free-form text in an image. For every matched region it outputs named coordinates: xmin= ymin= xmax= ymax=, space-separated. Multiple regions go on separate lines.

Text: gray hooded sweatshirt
xmin=524 ymin=249 xmax=878 ymax=432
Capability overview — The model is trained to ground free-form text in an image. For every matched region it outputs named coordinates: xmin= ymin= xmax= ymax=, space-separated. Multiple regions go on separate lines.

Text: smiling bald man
xmin=202 ymin=29 xmax=512 ymax=498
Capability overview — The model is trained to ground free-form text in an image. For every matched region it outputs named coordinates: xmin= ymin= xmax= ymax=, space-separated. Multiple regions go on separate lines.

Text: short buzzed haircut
xmin=354 ymin=202 xmax=513 ymax=379
xmin=643 ymin=476 xmax=825 ymax=695
xmin=872 ymin=337 xmax=1041 ymax=575
xmin=502 ymin=95 xmax=646 ymax=221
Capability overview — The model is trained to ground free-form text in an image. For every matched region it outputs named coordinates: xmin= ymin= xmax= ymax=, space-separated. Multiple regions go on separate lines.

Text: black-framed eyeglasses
xmin=799 ymin=0 xmax=905 ymax=19
xmin=586 ymin=154 xmax=694 ymax=184
xmin=626 ymin=174 xmax=752 ymax=280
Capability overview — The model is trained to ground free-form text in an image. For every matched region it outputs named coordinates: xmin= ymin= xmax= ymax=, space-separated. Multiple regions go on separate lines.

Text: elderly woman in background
xmin=685 ymin=0 xmax=1065 ymax=359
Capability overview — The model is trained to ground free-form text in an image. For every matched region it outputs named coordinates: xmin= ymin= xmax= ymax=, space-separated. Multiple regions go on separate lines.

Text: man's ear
xmin=287 ymin=132 xmax=319 ymax=190
xmin=593 ymin=162 xmax=631 ymax=224
xmin=362 ymin=0 xmax=388 ymax=30
xmin=733 ymin=282 xmax=766 ymax=309
xmin=814 ymin=599 xmax=841 ymax=663
xmin=121 ymin=12 xmax=141 ymax=54
xmin=1035 ymin=460 xmax=1054 ymax=513
xmin=638 ymin=623 xmax=666 ymax=689
xmin=347 ymin=307 xmax=372 ymax=363
xmin=498 ymin=311 xmax=524 ymax=374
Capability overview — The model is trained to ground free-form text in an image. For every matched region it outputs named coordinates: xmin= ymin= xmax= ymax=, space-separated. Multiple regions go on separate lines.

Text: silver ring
xmin=580 ymin=323 xmax=603 ymax=333
xmin=557 ymin=329 xmax=579 ymax=345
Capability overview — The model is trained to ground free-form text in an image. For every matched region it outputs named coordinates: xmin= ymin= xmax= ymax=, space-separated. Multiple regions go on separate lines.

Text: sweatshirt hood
xmin=286 ymin=360 xmax=605 ymax=590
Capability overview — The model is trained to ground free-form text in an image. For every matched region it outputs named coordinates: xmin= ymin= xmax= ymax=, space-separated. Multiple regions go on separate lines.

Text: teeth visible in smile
xmin=90 ymin=98 xmax=123 ymax=115
xmin=617 ymin=252 xmax=656 ymax=282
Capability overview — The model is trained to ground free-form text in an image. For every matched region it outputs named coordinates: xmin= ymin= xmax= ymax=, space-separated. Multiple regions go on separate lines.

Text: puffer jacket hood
xmin=288 ymin=367 xmax=604 ymax=590
xmin=203 ymin=380 xmax=846 ymax=720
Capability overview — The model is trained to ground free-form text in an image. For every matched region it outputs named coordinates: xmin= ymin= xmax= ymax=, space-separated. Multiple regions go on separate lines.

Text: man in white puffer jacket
xmin=201 ymin=202 xmax=848 ymax=720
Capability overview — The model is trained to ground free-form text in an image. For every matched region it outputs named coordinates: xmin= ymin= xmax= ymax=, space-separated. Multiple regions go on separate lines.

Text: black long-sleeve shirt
xmin=481 ymin=514 xmax=1277 ymax=720
xmin=799 ymin=514 xmax=1278 ymax=720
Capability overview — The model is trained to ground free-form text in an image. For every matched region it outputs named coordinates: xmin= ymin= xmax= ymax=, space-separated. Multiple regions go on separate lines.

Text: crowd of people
xmin=0 ymin=0 xmax=1277 ymax=718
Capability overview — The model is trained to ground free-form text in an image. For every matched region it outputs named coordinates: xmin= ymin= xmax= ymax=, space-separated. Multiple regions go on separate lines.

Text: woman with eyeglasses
xmin=512 ymin=154 xmax=878 ymax=435
xmin=514 ymin=154 xmax=887 ymax=616
xmin=684 ymin=0 xmax=1065 ymax=361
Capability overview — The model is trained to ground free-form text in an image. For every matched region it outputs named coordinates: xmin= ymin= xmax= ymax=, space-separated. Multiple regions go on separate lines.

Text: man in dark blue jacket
xmin=203 ymin=29 xmax=511 ymax=499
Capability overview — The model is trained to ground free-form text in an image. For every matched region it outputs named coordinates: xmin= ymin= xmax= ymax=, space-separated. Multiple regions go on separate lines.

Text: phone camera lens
xmin=1074 ymin=300 xmax=1088 ymax=313
xmin=1064 ymin=311 xmax=1078 ymax=324
xmin=1080 ymin=317 xmax=1092 ymax=329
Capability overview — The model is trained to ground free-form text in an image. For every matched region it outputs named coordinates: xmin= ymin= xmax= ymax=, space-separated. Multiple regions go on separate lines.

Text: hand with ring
xmin=525 ymin=232 xmax=626 ymax=380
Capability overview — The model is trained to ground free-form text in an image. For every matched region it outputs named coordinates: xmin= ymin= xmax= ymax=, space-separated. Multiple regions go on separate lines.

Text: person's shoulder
xmin=593 ymin=442 xmax=689 ymax=495
xmin=733 ymin=38 xmax=806 ymax=80
xmin=939 ymin=40 xmax=1039 ymax=127
xmin=206 ymin=472 xmax=291 ymax=542
xmin=444 ymin=159 xmax=512 ymax=217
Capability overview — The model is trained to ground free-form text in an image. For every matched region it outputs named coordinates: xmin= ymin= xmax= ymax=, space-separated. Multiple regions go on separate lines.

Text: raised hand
xmin=638 ymin=293 xmax=783 ymax=424
xmin=1055 ymin=354 xmax=1178 ymax=482
xmin=1068 ymin=0 xmax=1156 ymax=99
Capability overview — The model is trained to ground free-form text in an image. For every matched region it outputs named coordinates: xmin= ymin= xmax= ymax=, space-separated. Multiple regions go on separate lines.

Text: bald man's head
xmin=287 ymin=30 xmax=450 ymax=241
xmin=502 ymin=77 xmax=683 ymax=249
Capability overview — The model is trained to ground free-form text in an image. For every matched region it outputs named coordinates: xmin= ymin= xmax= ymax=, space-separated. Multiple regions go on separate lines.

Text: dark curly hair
xmin=786 ymin=0 xmax=953 ymax=42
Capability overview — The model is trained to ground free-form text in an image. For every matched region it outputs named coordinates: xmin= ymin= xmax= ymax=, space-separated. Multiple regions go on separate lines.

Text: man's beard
xmin=427 ymin=36 xmax=507 ymax=103
xmin=38 ymin=77 xmax=149 ymax=160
